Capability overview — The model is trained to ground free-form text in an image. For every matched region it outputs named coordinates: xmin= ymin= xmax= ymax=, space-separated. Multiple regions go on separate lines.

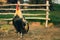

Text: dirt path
xmin=0 ymin=22 xmax=60 ymax=40
xmin=0 ymin=26 xmax=60 ymax=40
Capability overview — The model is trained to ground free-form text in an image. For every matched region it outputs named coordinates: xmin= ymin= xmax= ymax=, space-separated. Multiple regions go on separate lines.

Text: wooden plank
xmin=0 ymin=4 xmax=50 ymax=6
xmin=0 ymin=18 xmax=13 ymax=21
xmin=23 ymin=14 xmax=46 ymax=16
xmin=0 ymin=17 xmax=50 ymax=20
xmin=25 ymin=17 xmax=50 ymax=20
xmin=0 ymin=13 xmax=46 ymax=16
xmin=22 ymin=9 xmax=46 ymax=11
xmin=0 ymin=8 xmax=47 ymax=11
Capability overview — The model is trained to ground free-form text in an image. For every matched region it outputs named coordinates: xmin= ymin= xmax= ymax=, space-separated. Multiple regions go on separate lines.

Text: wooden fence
xmin=0 ymin=0 xmax=50 ymax=27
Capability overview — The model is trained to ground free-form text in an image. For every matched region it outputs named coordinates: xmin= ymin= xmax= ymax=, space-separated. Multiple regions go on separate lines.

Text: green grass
xmin=0 ymin=14 xmax=13 ymax=18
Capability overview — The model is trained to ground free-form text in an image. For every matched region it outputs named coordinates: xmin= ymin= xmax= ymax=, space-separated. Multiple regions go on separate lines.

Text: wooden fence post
xmin=46 ymin=0 xmax=49 ymax=27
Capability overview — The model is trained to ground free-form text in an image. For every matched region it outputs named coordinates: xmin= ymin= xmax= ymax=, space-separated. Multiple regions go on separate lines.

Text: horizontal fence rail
xmin=0 ymin=17 xmax=50 ymax=20
xmin=0 ymin=13 xmax=47 ymax=16
xmin=0 ymin=8 xmax=47 ymax=11
xmin=0 ymin=4 xmax=50 ymax=6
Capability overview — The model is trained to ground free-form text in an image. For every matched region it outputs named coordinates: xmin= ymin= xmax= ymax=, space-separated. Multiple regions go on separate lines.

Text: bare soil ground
xmin=0 ymin=22 xmax=60 ymax=40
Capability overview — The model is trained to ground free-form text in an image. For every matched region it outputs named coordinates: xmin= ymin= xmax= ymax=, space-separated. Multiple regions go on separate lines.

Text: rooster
xmin=12 ymin=1 xmax=29 ymax=37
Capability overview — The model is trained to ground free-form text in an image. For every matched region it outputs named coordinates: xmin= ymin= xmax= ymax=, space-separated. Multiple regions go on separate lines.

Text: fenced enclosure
xmin=0 ymin=0 xmax=50 ymax=27
xmin=0 ymin=0 xmax=60 ymax=40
